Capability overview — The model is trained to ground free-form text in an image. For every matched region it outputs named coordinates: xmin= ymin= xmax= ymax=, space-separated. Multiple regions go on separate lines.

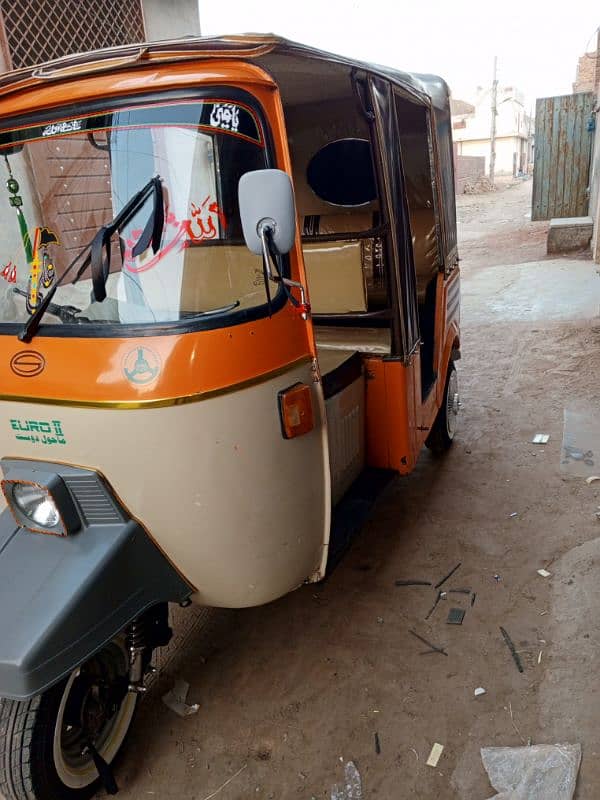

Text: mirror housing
xmin=238 ymin=169 xmax=296 ymax=255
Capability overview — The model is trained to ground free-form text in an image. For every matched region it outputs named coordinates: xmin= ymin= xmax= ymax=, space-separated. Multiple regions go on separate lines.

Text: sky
xmin=200 ymin=1 xmax=599 ymax=110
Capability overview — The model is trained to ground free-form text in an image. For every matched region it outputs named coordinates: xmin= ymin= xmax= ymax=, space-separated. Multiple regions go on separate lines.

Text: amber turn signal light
xmin=278 ymin=382 xmax=314 ymax=439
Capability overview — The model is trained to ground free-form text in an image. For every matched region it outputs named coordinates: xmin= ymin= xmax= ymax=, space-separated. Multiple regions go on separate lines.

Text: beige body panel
xmin=1 ymin=362 xmax=331 ymax=608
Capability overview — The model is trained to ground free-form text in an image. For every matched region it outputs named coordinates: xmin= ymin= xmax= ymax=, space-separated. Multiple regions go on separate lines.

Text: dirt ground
xmin=111 ymin=178 xmax=600 ymax=799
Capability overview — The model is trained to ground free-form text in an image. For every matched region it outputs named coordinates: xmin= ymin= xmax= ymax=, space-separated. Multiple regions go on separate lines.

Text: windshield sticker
xmin=187 ymin=196 xmax=226 ymax=243
xmin=10 ymin=418 xmax=66 ymax=446
xmin=0 ymin=100 xmax=264 ymax=151
xmin=209 ymin=103 xmax=240 ymax=133
xmin=123 ymin=209 xmax=187 ymax=274
xmin=26 ymin=226 xmax=59 ymax=314
xmin=42 ymin=119 xmax=82 ymax=137
xmin=123 ymin=197 xmax=227 ymax=274
xmin=1 ymin=262 xmax=16 ymax=283
xmin=123 ymin=346 xmax=161 ymax=385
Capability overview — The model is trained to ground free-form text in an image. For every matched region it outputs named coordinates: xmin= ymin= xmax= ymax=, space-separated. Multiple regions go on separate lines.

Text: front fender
xmin=0 ymin=460 xmax=192 ymax=700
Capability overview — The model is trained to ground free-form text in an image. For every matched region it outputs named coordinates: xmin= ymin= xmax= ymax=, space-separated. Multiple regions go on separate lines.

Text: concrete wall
xmin=454 ymin=154 xmax=485 ymax=193
xmin=141 ymin=0 xmax=201 ymax=41
xmin=455 ymin=136 xmax=523 ymax=176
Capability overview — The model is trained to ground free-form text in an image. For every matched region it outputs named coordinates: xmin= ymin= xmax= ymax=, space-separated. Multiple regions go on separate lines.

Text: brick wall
xmin=574 ymin=51 xmax=598 ymax=93
xmin=454 ymin=154 xmax=486 ymax=193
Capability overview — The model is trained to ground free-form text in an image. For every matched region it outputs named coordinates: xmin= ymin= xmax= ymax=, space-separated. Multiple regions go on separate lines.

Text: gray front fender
xmin=0 ymin=460 xmax=192 ymax=700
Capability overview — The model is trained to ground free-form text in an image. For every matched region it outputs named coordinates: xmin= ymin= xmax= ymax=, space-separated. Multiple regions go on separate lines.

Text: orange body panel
xmin=0 ymin=311 xmax=311 ymax=406
xmin=364 ymin=267 xmax=460 ymax=472
xmin=364 ymin=357 xmax=412 ymax=472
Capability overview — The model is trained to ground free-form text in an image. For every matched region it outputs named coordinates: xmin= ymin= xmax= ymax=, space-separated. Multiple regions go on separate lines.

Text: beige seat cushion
xmin=314 ymin=325 xmax=391 ymax=355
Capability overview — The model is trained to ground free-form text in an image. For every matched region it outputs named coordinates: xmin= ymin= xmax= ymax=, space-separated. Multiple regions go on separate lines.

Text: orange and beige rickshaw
xmin=0 ymin=35 xmax=460 ymax=799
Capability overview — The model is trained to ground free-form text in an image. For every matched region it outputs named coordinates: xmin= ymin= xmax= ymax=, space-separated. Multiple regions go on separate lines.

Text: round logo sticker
xmin=122 ymin=347 xmax=161 ymax=386
xmin=10 ymin=350 xmax=45 ymax=377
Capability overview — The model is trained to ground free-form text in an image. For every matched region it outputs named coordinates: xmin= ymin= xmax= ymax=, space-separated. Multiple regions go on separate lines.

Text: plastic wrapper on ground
xmin=330 ymin=761 xmax=362 ymax=799
xmin=481 ymin=743 xmax=581 ymax=800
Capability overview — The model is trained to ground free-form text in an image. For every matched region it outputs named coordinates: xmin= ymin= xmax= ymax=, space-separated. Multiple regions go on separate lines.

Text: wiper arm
xmin=90 ymin=175 xmax=163 ymax=303
xmin=18 ymin=175 xmax=163 ymax=343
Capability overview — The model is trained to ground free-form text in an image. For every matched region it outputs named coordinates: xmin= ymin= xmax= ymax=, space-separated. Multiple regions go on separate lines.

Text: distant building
xmin=451 ymin=87 xmax=533 ymax=177
xmin=573 ymin=51 xmax=598 ymax=93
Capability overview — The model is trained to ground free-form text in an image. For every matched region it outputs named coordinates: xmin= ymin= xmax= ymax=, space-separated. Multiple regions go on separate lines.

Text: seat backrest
xmin=301 ymin=213 xmax=375 ymax=314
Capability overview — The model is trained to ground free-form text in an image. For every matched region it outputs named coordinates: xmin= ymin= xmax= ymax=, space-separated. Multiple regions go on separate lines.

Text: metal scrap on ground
xmin=447 ymin=607 xmax=466 ymax=625
xmin=395 ymin=579 xmax=432 ymax=586
xmin=408 ymin=628 xmax=448 ymax=656
xmin=425 ymin=590 xmax=445 ymax=620
xmin=435 ymin=562 xmax=462 ymax=589
xmin=499 ymin=627 xmax=524 ymax=673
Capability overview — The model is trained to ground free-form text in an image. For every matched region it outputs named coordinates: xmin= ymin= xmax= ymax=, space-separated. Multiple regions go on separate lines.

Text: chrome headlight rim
xmin=1 ymin=475 xmax=80 ymax=536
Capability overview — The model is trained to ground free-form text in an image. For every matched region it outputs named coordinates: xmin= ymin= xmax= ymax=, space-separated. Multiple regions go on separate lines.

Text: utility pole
xmin=489 ymin=55 xmax=498 ymax=185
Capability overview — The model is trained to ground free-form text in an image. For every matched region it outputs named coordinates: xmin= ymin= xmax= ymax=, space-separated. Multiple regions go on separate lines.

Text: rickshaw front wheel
xmin=426 ymin=362 xmax=460 ymax=454
xmin=0 ymin=641 xmax=137 ymax=800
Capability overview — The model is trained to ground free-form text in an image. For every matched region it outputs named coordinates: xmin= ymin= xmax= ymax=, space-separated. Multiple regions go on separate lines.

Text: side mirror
xmin=238 ymin=169 xmax=296 ymax=255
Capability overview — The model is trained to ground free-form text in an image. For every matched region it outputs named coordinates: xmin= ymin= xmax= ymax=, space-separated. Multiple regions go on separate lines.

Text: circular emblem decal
xmin=122 ymin=346 xmax=161 ymax=386
xmin=10 ymin=350 xmax=45 ymax=377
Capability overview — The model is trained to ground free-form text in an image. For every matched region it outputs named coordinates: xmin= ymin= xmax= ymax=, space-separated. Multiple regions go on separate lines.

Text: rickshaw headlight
xmin=12 ymin=483 xmax=60 ymax=528
xmin=1 ymin=474 xmax=80 ymax=536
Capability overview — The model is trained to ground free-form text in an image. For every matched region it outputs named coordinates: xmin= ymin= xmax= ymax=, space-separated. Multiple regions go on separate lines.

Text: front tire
xmin=426 ymin=362 xmax=459 ymax=454
xmin=0 ymin=643 xmax=136 ymax=800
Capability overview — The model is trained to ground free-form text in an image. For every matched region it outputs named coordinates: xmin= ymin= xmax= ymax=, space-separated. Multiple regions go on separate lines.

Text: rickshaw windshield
xmin=0 ymin=92 xmax=274 ymax=332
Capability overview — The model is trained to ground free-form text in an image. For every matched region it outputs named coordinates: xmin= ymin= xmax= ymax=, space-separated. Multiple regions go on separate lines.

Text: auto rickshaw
xmin=0 ymin=35 xmax=460 ymax=799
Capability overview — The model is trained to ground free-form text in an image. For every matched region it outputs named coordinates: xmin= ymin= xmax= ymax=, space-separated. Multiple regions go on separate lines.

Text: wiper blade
xmin=90 ymin=175 xmax=163 ymax=303
xmin=18 ymin=176 xmax=162 ymax=343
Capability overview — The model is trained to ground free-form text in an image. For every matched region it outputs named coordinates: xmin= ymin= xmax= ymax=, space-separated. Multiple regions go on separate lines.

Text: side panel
xmin=365 ymin=266 xmax=460 ymax=472
xmin=364 ymin=357 xmax=416 ymax=474
xmin=419 ymin=268 xmax=460 ymax=429
xmin=0 ymin=361 xmax=330 ymax=607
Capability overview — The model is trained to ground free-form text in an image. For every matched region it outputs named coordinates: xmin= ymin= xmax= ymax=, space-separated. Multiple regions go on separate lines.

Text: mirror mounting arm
xmin=258 ymin=222 xmax=310 ymax=321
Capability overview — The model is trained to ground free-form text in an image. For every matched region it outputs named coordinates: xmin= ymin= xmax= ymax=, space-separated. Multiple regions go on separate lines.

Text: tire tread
xmin=0 ymin=695 xmax=40 ymax=800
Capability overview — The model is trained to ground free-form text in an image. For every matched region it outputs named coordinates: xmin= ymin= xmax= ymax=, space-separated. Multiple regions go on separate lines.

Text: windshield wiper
xmin=18 ymin=175 xmax=163 ymax=343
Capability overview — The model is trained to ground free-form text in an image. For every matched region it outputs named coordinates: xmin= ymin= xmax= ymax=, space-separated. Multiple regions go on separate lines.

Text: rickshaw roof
xmin=0 ymin=33 xmax=450 ymax=113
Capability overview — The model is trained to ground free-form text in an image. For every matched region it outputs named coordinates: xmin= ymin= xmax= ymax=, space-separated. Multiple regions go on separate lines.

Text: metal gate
xmin=532 ymin=92 xmax=595 ymax=221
